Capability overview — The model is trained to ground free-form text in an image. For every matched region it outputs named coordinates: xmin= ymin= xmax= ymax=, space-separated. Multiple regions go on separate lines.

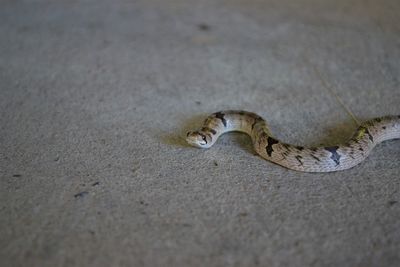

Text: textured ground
xmin=1 ymin=0 xmax=399 ymax=266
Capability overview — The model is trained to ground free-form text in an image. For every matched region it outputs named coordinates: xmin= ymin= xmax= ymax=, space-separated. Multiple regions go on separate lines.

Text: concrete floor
xmin=1 ymin=0 xmax=399 ymax=266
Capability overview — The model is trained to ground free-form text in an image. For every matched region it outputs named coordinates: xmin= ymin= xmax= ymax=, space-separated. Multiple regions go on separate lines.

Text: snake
xmin=186 ymin=110 xmax=400 ymax=172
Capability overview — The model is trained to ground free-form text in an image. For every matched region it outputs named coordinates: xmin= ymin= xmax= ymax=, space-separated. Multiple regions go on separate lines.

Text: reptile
xmin=186 ymin=110 xmax=400 ymax=172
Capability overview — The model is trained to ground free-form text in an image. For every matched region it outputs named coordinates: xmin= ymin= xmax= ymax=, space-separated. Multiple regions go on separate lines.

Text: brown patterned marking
xmin=251 ymin=120 xmax=257 ymax=130
xmin=310 ymin=154 xmax=321 ymax=162
xmin=265 ymin=137 xmax=279 ymax=157
xmin=203 ymin=117 xmax=213 ymax=126
xmin=201 ymin=127 xmax=216 ymax=135
xmin=296 ymin=146 xmax=304 ymax=151
xmin=364 ymin=127 xmax=374 ymax=142
xmin=214 ymin=112 xmax=227 ymax=127
xmin=257 ymin=132 xmax=268 ymax=144
xmin=251 ymin=116 xmax=263 ymax=129
xmin=295 ymin=155 xmax=303 ymax=166
xmin=344 ymin=142 xmax=351 ymax=148
xmin=282 ymin=144 xmax=291 ymax=150
xmin=324 ymin=146 xmax=341 ymax=166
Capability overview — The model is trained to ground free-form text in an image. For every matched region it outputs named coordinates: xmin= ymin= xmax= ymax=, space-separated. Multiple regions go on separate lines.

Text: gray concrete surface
xmin=1 ymin=0 xmax=400 ymax=266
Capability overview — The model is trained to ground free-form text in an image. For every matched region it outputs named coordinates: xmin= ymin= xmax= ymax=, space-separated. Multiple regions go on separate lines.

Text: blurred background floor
xmin=1 ymin=0 xmax=399 ymax=266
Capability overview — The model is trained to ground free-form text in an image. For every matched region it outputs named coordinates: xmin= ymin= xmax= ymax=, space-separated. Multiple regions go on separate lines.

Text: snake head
xmin=186 ymin=130 xmax=212 ymax=148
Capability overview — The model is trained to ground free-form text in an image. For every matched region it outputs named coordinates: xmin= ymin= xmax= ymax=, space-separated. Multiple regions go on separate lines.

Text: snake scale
xmin=186 ymin=110 xmax=400 ymax=172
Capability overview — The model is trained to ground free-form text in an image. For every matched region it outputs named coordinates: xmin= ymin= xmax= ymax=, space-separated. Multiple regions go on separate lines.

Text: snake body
xmin=186 ymin=110 xmax=400 ymax=172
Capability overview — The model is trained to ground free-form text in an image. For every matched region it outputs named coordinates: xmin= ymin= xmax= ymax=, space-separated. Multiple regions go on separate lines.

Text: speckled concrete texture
xmin=1 ymin=0 xmax=399 ymax=266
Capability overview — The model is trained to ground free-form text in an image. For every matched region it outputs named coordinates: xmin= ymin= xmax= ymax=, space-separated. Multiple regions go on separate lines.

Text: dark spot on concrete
xmin=132 ymin=166 xmax=140 ymax=173
xmin=198 ymin=23 xmax=210 ymax=31
xmin=382 ymin=126 xmax=386 ymax=130
xmin=195 ymin=101 xmax=201 ymax=105
xmin=74 ymin=191 xmax=89 ymax=198
xmin=265 ymin=137 xmax=279 ymax=157
xmin=214 ymin=112 xmax=227 ymax=127
xmin=54 ymin=156 xmax=60 ymax=162
xmin=359 ymin=147 xmax=364 ymax=151
xmin=12 ymin=174 xmax=22 ymax=177
xmin=140 ymin=200 xmax=144 ymax=205
xmin=325 ymin=146 xmax=341 ymax=166
xmin=238 ymin=212 xmax=248 ymax=217
xmin=139 ymin=200 xmax=149 ymax=206
xmin=92 ymin=182 xmax=99 ymax=186
xmin=213 ymin=161 xmax=218 ymax=166
xmin=388 ymin=200 xmax=398 ymax=206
